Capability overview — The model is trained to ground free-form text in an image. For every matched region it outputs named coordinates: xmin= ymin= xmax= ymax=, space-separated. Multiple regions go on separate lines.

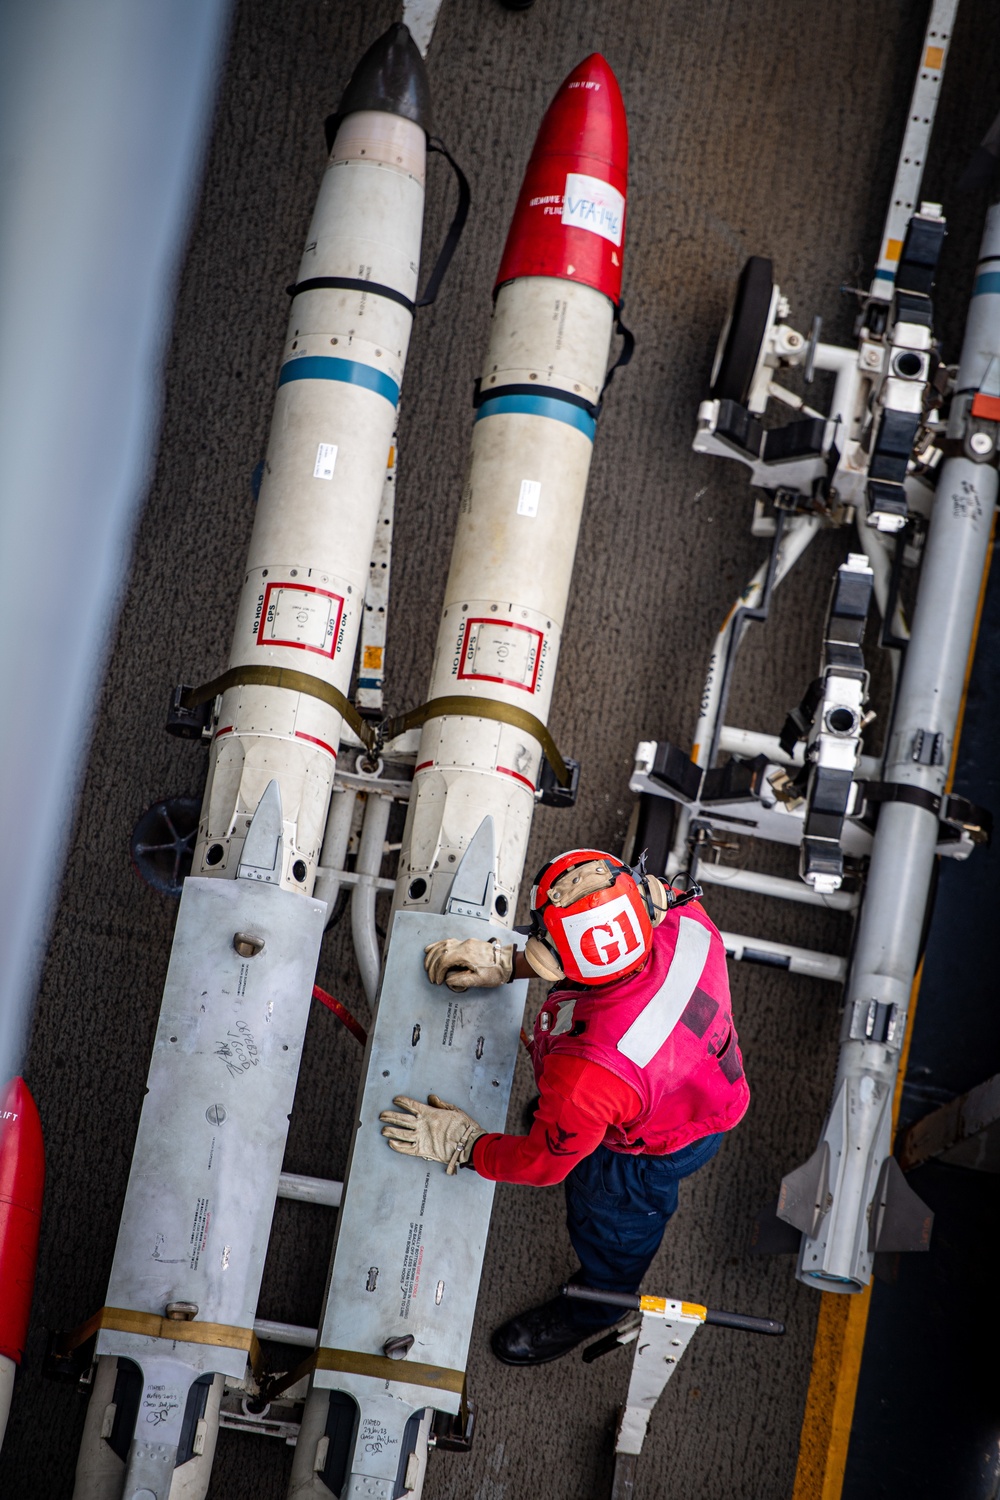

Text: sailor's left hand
xmin=379 ymin=1093 xmax=484 ymax=1175
xmin=424 ymin=938 xmax=513 ymax=991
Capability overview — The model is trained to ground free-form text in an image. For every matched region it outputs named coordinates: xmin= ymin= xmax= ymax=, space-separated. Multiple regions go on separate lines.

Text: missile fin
xmin=237 ymin=779 xmax=284 ymax=884
xmin=445 ymin=816 xmax=497 ymax=919
xmin=971 ymin=355 xmax=1000 ymax=422
xmin=777 ymin=1143 xmax=830 ymax=1238
xmin=870 ymin=1155 xmax=934 ymax=1254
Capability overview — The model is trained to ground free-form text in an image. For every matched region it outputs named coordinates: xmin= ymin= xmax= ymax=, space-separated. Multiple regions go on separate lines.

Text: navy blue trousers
xmin=564 ymin=1134 xmax=723 ymax=1324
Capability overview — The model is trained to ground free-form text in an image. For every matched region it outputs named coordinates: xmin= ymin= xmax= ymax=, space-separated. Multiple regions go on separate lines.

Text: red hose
xmin=312 ymin=984 xmax=368 ymax=1046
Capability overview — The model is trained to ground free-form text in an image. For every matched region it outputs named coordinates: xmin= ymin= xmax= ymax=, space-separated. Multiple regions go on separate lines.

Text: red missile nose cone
xmin=0 ymin=1078 xmax=43 ymax=1181
xmin=495 ymin=54 xmax=628 ymax=304
xmin=0 ymin=1077 xmax=44 ymax=1365
xmin=532 ymin=55 xmax=628 ymax=177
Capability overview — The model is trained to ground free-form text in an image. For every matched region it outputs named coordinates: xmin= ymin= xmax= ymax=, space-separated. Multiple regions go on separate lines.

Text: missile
xmin=192 ymin=19 xmax=431 ymax=890
xmin=66 ymin=24 xmax=433 ymax=1500
xmin=394 ymin=49 xmax=629 ymax=916
xmin=287 ymin=54 xmax=629 ymax=1499
xmin=778 ymin=205 xmax=1000 ymax=1290
xmin=0 ymin=1078 xmax=44 ymax=1453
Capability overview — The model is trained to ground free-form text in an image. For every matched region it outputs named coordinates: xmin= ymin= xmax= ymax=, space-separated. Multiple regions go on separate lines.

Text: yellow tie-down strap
xmin=262 ymin=1345 xmax=466 ymax=1407
xmin=314 ymin=1346 xmax=466 ymax=1393
xmin=181 ymin=666 xmax=377 ymax=755
xmin=181 ymin=672 xmax=571 ymax=788
xmin=55 ymin=1306 xmax=263 ymax=1373
xmin=384 ymin=695 xmax=570 ymax=787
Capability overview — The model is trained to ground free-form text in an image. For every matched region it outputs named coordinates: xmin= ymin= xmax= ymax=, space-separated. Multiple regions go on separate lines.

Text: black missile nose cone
xmin=336 ymin=22 xmax=431 ymax=134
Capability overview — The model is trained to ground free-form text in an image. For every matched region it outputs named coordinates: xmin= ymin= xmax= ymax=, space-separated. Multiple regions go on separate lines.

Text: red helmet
xmin=526 ymin=849 xmax=664 ymax=985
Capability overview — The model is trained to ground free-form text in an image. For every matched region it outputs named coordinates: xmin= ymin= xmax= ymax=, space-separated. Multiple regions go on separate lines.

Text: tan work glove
xmin=379 ymin=1094 xmax=485 ymax=1174
xmin=424 ymin=937 xmax=514 ymax=991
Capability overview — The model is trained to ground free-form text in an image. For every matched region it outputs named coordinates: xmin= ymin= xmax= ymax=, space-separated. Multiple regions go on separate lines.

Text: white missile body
xmin=395 ymin=275 xmax=614 ymax=917
xmin=198 ymin=103 xmax=426 ymax=891
xmin=70 ymin=26 xmax=431 ymax=1500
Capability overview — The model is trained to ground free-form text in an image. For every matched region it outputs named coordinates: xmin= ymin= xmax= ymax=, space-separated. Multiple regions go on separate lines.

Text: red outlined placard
xmin=256 ymin=581 xmax=344 ymax=659
xmin=456 ymin=617 xmax=543 ymax=693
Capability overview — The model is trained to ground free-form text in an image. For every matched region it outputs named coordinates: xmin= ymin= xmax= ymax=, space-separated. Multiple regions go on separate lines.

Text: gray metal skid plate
xmin=98 ymin=877 xmax=325 ymax=1372
xmin=317 ymin=911 xmax=526 ymax=1391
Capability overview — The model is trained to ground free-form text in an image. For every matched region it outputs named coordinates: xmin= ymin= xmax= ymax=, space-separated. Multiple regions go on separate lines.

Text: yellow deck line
xmin=793 ymin=515 xmax=997 ymax=1498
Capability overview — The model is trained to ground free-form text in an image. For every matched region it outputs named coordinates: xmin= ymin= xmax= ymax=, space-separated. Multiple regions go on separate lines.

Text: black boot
xmin=490 ymin=1289 xmax=621 ymax=1366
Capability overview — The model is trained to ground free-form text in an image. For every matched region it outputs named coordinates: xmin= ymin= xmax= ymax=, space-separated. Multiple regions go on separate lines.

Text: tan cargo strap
xmin=180 ymin=667 xmax=378 ymax=754
xmin=181 ymin=675 xmax=570 ymax=787
xmin=54 ymin=1306 xmax=263 ymax=1372
xmin=314 ymin=1346 xmax=466 ymax=1392
xmin=383 ymin=695 xmax=569 ymax=786
xmin=259 ymin=1344 xmax=466 ymax=1406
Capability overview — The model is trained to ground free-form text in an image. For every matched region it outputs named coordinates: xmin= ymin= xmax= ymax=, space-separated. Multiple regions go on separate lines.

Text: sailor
xmin=379 ymin=849 xmax=750 ymax=1365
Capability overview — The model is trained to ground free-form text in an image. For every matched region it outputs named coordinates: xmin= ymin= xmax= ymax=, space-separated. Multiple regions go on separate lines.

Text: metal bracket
xmin=445 ymin=816 xmax=497 ymax=919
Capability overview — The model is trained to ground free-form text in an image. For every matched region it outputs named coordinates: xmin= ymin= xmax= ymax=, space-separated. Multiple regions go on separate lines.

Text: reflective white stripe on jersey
xmin=616 ymin=917 xmax=712 ymax=1068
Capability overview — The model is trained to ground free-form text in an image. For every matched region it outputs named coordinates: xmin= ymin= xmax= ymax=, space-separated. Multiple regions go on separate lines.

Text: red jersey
xmin=472 ymin=904 xmax=749 ymax=1185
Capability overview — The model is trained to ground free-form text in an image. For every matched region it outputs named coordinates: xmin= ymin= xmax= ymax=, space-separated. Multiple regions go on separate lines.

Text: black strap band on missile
xmin=289 ymin=138 xmax=470 ymax=314
xmin=600 ymin=304 xmax=635 ymax=408
xmin=286 ymin=276 xmax=417 ymax=315
xmin=472 ymin=378 xmax=600 ymax=419
xmin=174 ymin=670 xmax=576 ymax=793
xmin=474 ymin=309 xmax=636 ymax=419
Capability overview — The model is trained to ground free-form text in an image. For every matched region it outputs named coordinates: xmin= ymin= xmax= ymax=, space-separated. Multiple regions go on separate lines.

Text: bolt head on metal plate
xmin=165 ymin=1302 xmax=198 ymax=1321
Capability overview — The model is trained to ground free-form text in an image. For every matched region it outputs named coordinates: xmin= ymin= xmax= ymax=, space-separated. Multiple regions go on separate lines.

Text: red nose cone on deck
xmin=495 ymin=54 xmax=628 ymax=305
xmin=0 ymin=1078 xmax=44 ymax=1364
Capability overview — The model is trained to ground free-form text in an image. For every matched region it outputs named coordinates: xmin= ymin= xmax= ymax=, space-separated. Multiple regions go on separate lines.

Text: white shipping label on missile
xmin=255 ymin=581 xmax=344 ymax=657
xmin=517 ymin=479 xmax=541 ymax=517
xmin=458 ymin=617 xmax=543 ymax=691
xmin=313 ymin=442 xmax=338 ymax=480
xmin=562 ymin=173 xmax=624 ymax=246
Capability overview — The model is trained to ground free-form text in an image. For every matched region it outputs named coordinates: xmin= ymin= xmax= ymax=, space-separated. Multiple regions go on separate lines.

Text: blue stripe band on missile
xmin=873 ymin=268 xmax=895 ymax=283
xmin=973 ymin=271 xmax=1000 ymax=297
xmin=473 ymin=393 xmax=596 ymax=440
xmin=277 ymin=355 xmax=399 ymax=406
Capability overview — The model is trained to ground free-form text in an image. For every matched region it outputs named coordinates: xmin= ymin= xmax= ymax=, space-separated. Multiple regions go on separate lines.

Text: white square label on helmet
xmin=561 ymin=892 xmax=645 ymax=979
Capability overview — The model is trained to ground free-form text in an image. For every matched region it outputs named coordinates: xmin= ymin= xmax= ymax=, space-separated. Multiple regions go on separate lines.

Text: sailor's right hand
xmin=424 ymin=938 xmax=514 ymax=991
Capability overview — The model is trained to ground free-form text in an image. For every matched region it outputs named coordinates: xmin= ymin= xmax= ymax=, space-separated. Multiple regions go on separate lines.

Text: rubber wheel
xmin=709 ymin=255 xmax=775 ymax=404
xmin=622 ymin=793 xmax=677 ymax=881
xmin=130 ymin=796 xmax=200 ymax=896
